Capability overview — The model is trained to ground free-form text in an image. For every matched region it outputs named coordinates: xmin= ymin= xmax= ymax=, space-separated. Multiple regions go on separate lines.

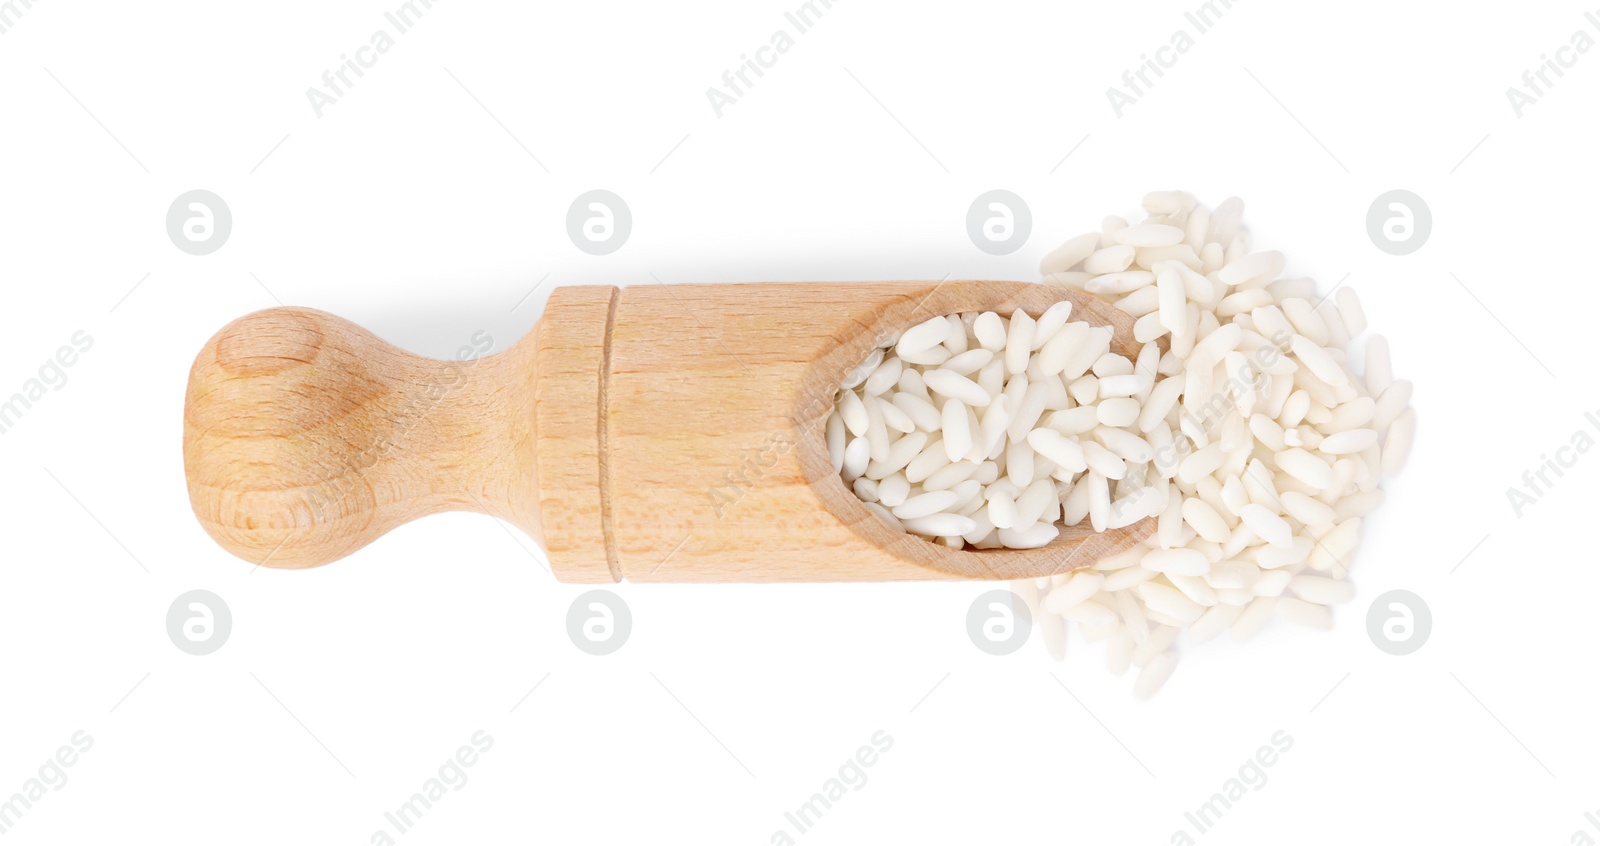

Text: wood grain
xmin=183 ymin=281 xmax=1153 ymax=581
xmin=602 ymin=280 xmax=1152 ymax=582
xmin=183 ymin=307 xmax=540 ymax=569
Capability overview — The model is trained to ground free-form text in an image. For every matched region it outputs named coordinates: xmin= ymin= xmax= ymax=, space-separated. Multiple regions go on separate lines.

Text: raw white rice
xmin=827 ymin=192 xmax=1415 ymax=698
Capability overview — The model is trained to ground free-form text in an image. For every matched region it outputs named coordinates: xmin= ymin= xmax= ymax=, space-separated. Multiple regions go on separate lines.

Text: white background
xmin=2 ymin=0 xmax=1596 ymax=843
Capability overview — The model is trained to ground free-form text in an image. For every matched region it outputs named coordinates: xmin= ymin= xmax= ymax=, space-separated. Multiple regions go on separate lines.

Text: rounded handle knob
xmin=182 ymin=307 xmax=540 ymax=568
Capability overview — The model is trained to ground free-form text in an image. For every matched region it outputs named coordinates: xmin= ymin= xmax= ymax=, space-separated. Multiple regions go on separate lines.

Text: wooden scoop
xmin=183 ymin=280 xmax=1155 ymax=582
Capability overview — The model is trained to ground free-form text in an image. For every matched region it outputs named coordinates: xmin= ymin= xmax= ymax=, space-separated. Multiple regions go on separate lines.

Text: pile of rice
xmin=827 ymin=191 xmax=1414 ymax=697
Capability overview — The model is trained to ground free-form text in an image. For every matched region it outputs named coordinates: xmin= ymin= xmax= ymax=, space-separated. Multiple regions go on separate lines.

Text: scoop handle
xmin=183 ymin=306 xmax=542 ymax=569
